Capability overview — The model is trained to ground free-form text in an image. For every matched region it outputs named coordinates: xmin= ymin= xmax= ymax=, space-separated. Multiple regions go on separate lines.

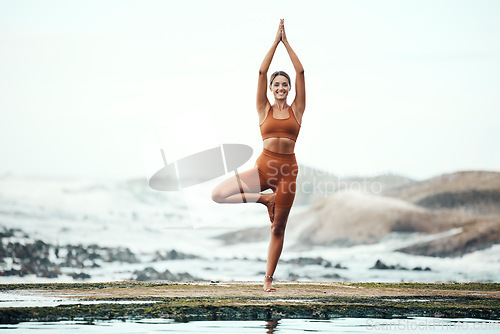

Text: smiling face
xmin=270 ymin=75 xmax=291 ymax=101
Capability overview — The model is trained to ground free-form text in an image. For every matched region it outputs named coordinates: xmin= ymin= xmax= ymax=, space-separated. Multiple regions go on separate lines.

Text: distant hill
xmin=294 ymin=163 xmax=416 ymax=206
xmin=383 ymin=171 xmax=500 ymax=217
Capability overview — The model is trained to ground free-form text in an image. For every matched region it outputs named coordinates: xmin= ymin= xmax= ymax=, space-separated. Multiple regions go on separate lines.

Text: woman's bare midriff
xmin=263 ymin=137 xmax=296 ymax=154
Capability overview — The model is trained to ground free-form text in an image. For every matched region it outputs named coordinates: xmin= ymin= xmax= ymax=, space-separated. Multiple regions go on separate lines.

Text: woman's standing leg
xmin=263 ymin=205 xmax=292 ymax=292
xmin=262 ymin=155 xmax=298 ymax=292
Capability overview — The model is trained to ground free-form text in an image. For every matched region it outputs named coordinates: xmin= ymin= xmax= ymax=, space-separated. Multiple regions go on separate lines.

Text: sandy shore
xmin=1 ymin=281 xmax=498 ymax=323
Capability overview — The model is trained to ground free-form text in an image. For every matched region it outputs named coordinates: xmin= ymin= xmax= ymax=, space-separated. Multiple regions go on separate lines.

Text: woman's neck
xmin=273 ymin=100 xmax=288 ymax=111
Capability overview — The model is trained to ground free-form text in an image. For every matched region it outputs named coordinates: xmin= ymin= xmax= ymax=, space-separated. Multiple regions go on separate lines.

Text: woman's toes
xmin=263 ymin=278 xmax=276 ymax=292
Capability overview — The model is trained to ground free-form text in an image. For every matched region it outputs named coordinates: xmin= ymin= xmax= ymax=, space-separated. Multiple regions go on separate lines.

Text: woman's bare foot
xmin=263 ymin=275 xmax=276 ymax=292
xmin=262 ymin=193 xmax=276 ymax=223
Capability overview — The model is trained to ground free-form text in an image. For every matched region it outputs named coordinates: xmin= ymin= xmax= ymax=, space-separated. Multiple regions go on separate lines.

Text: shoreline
xmin=0 ymin=281 xmax=498 ymax=323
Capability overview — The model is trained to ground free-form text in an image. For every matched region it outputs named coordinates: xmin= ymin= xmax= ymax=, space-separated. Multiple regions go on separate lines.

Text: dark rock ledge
xmin=0 ymin=282 xmax=498 ymax=323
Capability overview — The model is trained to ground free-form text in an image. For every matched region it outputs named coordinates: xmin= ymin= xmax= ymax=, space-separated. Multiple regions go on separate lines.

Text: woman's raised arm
xmin=281 ymin=21 xmax=305 ymax=114
xmin=256 ymin=20 xmax=283 ymax=113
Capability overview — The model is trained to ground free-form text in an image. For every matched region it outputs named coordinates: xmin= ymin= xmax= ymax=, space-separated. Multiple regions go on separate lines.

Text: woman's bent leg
xmin=211 ymin=167 xmax=276 ymax=221
xmin=211 ymin=167 xmax=265 ymax=202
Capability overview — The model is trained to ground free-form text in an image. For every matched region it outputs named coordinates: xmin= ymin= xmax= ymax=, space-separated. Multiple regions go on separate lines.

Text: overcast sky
xmin=1 ymin=0 xmax=499 ymax=182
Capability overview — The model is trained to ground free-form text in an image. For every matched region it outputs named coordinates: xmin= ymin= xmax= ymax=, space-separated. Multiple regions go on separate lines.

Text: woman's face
xmin=269 ymin=75 xmax=291 ymax=101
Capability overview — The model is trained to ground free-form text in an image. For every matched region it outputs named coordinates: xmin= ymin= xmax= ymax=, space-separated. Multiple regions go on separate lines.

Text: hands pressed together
xmin=274 ymin=18 xmax=288 ymax=44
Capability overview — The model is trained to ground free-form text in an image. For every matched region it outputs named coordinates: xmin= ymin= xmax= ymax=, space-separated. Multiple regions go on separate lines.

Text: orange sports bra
xmin=260 ymin=105 xmax=301 ymax=142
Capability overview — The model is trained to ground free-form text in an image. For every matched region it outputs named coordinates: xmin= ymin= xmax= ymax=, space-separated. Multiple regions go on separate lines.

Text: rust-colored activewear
xmin=255 ymin=148 xmax=298 ymax=208
xmin=255 ymin=105 xmax=301 ymax=208
xmin=260 ymin=105 xmax=301 ymax=142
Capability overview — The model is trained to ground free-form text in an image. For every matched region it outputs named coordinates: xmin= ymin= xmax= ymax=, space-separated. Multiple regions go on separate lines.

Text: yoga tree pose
xmin=211 ymin=19 xmax=305 ymax=292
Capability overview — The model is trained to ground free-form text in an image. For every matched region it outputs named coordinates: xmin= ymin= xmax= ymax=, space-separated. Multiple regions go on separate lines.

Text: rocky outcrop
xmin=0 ymin=233 xmax=139 ymax=279
xmin=0 ymin=226 xmax=201 ymax=280
xmin=298 ymin=190 xmax=500 ymax=255
xmin=131 ymin=267 xmax=203 ymax=281
xmin=152 ymin=250 xmax=201 ymax=261
xmin=214 ymin=189 xmax=499 ymax=257
xmin=415 ymin=190 xmax=500 ymax=216
xmin=214 ymin=171 xmax=500 ymax=257
xmin=213 ymin=226 xmax=270 ymax=245
xmin=370 ymin=259 xmax=431 ymax=271
xmin=384 ymin=171 xmax=500 ymax=217
xmin=280 ymin=256 xmax=346 ymax=268
xmin=397 ymin=218 xmax=500 ymax=257
xmin=296 ymin=191 xmax=468 ymax=246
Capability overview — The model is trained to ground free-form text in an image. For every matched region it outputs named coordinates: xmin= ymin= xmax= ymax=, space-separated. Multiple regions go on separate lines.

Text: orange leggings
xmin=253 ymin=148 xmax=299 ymax=209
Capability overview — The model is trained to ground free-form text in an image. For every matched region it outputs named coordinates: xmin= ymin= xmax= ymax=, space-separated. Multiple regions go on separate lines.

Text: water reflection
xmin=2 ymin=317 xmax=500 ymax=333
xmin=265 ymin=319 xmax=280 ymax=333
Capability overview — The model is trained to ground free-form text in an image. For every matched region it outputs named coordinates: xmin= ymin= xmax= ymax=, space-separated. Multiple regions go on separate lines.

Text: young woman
xmin=211 ymin=19 xmax=305 ymax=292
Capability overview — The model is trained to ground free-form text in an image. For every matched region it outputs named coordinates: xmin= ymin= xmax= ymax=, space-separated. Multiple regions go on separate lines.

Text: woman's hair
xmin=270 ymin=71 xmax=291 ymax=85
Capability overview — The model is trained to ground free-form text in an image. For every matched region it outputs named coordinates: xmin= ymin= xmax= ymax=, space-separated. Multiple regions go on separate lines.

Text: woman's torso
xmin=259 ymin=104 xmax=302 ymax=154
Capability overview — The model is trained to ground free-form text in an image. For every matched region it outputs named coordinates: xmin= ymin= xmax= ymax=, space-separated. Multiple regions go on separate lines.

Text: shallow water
xmin=0 ymin=290 xmax=159 ymax=308
xmin=2 ymin=317 xmax=499 ymax=333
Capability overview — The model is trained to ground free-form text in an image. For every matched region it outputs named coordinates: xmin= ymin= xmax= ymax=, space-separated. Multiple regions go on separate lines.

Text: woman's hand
xmin=281 ymin=19 xmax=288 ymax=44
xmin=274 ymin=19 xmax=284 ymax=43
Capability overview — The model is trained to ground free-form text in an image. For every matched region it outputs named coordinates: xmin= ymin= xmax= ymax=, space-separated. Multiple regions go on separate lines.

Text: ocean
xmin=0 ymin=175 xmax=498 ymax=284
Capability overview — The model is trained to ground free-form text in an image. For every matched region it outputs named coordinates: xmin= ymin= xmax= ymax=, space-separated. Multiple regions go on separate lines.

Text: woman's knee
xmin=271 ymin=207 xmax=290 ymax=236
xmin=271 ymin=222 xmax=286 ymax=237
xmin=211 ymin=187 xmax=225 ymax=203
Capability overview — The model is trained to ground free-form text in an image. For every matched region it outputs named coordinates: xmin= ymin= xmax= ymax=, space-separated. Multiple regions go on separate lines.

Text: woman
xmin=211 ymin=19 xmax=305 ymax=292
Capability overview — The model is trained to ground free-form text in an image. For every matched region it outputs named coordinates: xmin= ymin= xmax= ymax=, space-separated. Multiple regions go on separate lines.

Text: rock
xmin=370 ymin=259 xmax=408 ymax=270
xmin=297 ymin=191 xmax=467 ymax=246
xmin=0 ymin=236 xmax=61 ymax=278
xmin=383 ymin=171 xmax=500 ymax=217
xmin=213 ymin=226 xmax=269 ymax=245
xmin=286 ymin=272 xmax=312 ymax=281
xmin=131 ymin=267 xmax=203 ymax=281
xmin=0 ymin=226 xmax=143 ymax=280
xmin=322 ymin=273 xmax=344 ymax=279
xmin=371 ymin=259 xmax=389 ymax=270
xmin=412 ymin=266 xmax=432 ymax=271
xmin=397 ymin=218 xmax=500 ymax=257
xmin=416 ymin=190 xmax=500 ymax=213
xmin=69 ymin=272 xmax=91 ymax=279
xmin=299 ymin=190 xmax=500 ymax=256
xmin=152 ymin=249 xmax=200 ymax=261
xmin=104 ymin=247 xmax=138 ymax=263
xmin=281 ymin=257 xmax=332 ymax=267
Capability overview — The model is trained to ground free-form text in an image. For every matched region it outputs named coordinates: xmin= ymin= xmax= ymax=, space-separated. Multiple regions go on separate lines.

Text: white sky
xmin=1 ymin=0 xmax=499 ymax=181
